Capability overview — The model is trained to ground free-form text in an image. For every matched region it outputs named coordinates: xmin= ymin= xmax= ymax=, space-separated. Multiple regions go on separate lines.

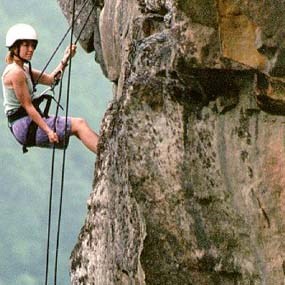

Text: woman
xmin=2 ymin=23 xmax=99 ymax=153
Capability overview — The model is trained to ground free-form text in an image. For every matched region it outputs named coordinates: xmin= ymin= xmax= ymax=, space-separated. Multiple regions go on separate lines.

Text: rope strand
xmin=35 ymin=0 xmax=90 ymax=86
xmin=44 ymin=69 xmax=65 ymax=285
xmin=53 ymin=0 xmax=76 ymax=283
xmin=44 ymin=149 xmax=55 ymax=285
xmin=74 ymin=4 xmax=96 ymax=45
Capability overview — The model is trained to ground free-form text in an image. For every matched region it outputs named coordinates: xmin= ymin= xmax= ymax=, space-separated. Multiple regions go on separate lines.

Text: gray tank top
xmin=1 ymin=63 xmax=35 ymax=114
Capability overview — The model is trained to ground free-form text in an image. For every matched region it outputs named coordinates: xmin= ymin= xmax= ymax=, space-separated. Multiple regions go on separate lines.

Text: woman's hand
xmin=62 ymin=44 xmax=77 ymax=66
xmin=47 ymin=130 xmax=59 ymax=144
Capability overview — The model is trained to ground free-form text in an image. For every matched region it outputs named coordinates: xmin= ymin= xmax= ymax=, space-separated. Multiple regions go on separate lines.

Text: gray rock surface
xmin=57 ymin=0 xmax=285 ymax=284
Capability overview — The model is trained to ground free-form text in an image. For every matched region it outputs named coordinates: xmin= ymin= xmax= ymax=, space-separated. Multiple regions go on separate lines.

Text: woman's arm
xmin=33 ymin=44 xmax=77 ymax=86
xmin=12 ymin=68 xmax=59 ymax=143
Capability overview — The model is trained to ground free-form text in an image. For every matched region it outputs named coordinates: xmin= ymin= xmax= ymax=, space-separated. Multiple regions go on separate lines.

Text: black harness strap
xmin=23 ymin=121 xmax=38 ymax=153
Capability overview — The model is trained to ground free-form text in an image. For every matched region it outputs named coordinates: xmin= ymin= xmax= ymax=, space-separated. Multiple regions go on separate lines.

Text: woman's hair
xmin=5 ymin=50 xmax=14 ymax=64
xmin=5 ymin=42 xmax=20 ymax=64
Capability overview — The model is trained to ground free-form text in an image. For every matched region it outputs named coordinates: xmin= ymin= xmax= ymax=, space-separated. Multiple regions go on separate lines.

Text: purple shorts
xmin=11 ymin=115 xmax=72 ymax=149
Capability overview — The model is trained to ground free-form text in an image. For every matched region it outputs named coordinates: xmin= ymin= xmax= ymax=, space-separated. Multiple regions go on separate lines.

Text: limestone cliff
xmin=58 ymin=0 xmax=285 ymax=284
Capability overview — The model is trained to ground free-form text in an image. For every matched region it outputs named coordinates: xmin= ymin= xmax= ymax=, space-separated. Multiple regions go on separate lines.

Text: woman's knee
xmin=71 ymin=117 xmax=87 ymax=135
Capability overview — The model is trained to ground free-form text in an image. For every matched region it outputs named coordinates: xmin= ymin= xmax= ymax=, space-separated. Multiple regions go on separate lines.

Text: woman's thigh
xmin=12 ymin=115 xmax=72 ymax=149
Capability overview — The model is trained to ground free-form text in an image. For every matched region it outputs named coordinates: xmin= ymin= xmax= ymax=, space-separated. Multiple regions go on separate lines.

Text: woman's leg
xmin=70 ymin=117 xmax=99 ymax=154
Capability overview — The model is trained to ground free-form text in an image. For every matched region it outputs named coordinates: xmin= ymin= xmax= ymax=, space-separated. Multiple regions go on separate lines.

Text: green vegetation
xmin=0 ymin=1 xmax=112 ymax=284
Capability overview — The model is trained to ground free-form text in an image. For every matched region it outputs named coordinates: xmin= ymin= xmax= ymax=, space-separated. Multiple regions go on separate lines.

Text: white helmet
xmin=6 ymin=23 xmax=38 ymax=48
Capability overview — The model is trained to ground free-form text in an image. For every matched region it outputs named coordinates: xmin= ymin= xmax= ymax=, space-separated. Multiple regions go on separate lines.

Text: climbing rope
xmin=53 ymin=0 xmax=76 ymax=283
xmin=43 ymin=1 xmax=96 ymax=285
xmin=35 ymin=0 xmax=91 ymax=86
xmin=44 ymin=75 xmax=65 ymax=285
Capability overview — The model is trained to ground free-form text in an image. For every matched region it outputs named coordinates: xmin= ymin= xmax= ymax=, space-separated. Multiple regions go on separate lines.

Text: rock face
xmin=58 ymin=0 xmax=285 ymax=284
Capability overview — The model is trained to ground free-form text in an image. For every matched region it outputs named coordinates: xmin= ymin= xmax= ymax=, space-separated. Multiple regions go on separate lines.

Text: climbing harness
xmin=7 ymin=81 xmax=63 ymax=153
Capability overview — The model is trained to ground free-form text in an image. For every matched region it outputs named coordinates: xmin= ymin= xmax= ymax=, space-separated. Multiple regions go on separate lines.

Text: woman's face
xmin=18 ymin=40 xmax=37 ymax=61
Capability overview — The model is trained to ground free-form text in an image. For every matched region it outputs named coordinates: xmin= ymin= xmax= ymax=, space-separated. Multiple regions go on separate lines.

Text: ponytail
xmin=5 ymin=50 xmax=14 ymax=64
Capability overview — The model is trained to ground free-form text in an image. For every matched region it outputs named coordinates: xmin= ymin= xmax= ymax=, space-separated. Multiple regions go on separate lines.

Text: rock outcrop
xmin=58 ymin=0 xmax=285 ymax=284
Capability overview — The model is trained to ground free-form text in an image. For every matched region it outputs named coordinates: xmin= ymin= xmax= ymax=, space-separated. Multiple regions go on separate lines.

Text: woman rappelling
xmin=2 ymin=23 xmax=99 ymax=153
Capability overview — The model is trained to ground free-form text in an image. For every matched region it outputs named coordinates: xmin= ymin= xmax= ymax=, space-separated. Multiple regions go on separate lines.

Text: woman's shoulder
xmin=3 ymin=63 xmax=27 ymax=86
xmin=5 ymin=63 xmax=26 ymax=77
xmin=3 ymin=63 xmax=24 ymax=75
